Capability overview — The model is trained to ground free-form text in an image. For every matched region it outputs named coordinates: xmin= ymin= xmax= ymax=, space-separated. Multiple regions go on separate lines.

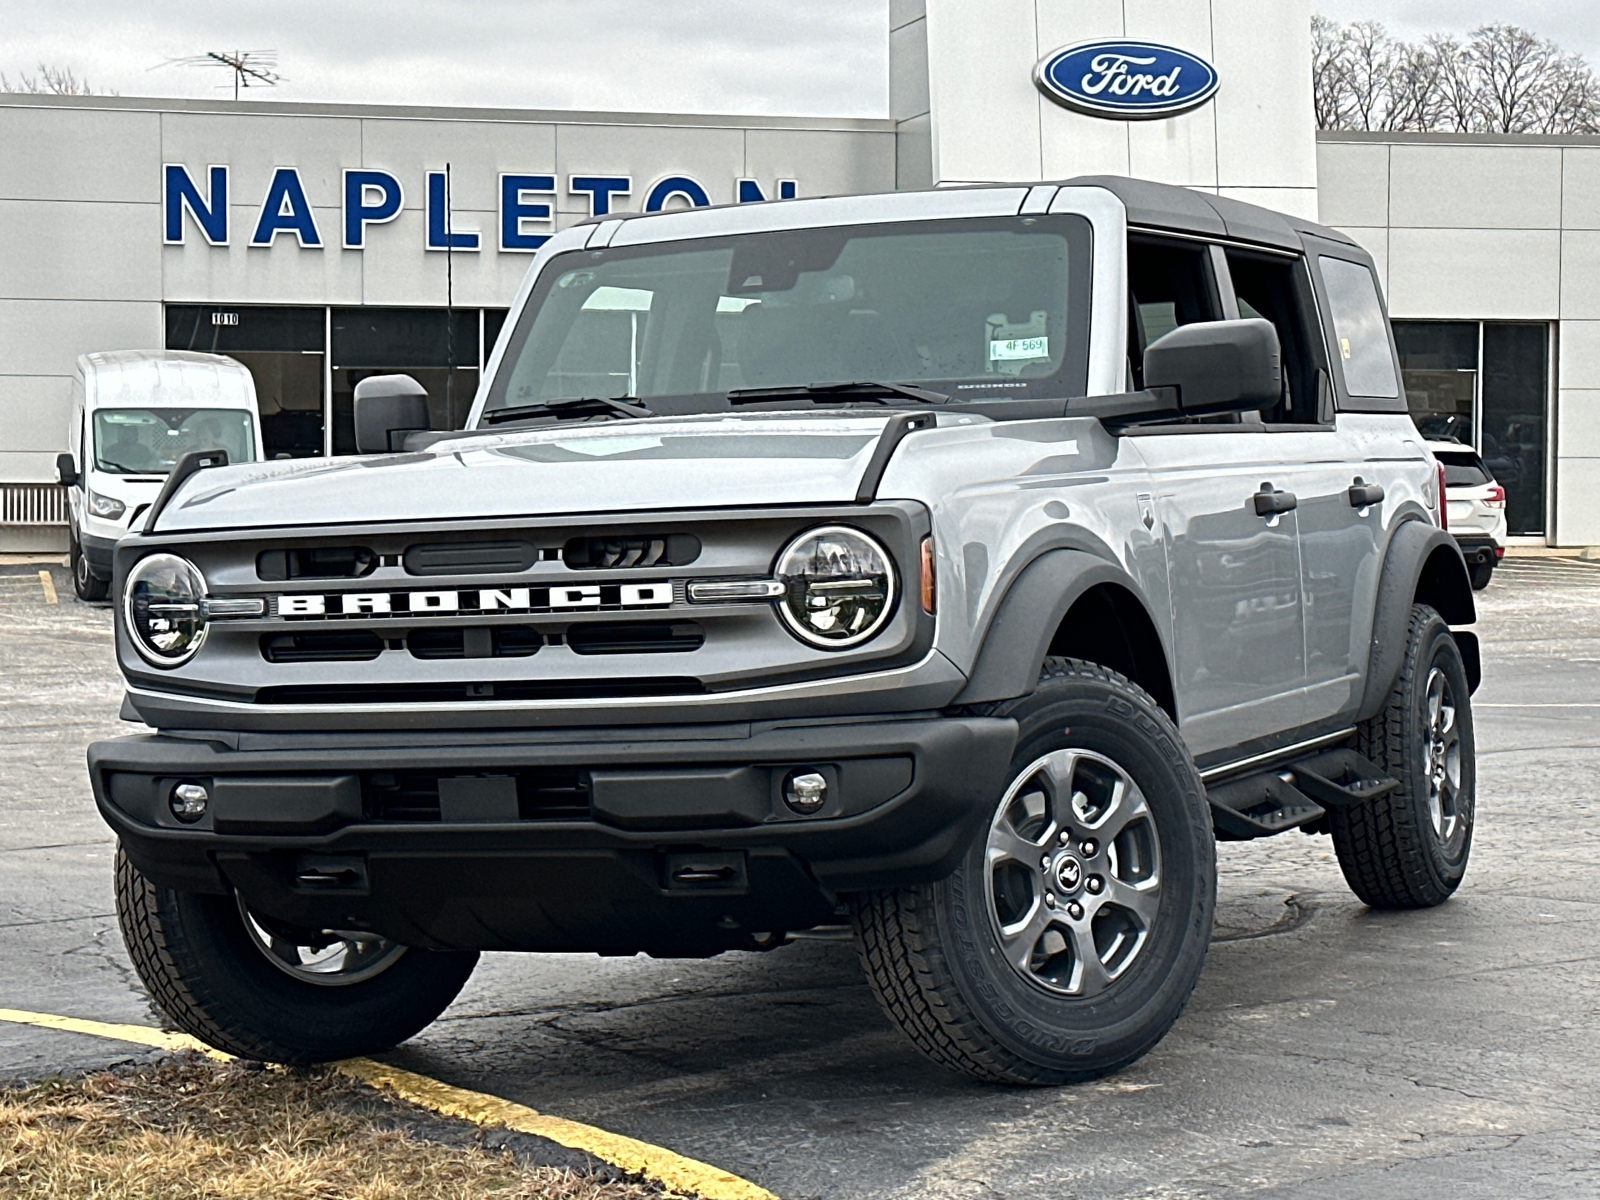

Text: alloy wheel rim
xmin=983 ymin=750 xmax=1162 ymax=997
xmin=236 ymin=894 xmax=407 ymax=987
xmin=1422 ymin=666 xmax=1464 ymax=844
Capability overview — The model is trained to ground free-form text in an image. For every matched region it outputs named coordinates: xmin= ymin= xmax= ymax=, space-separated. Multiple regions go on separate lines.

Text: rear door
xmin=1222 ymin=245 xmax=1383 ymax=730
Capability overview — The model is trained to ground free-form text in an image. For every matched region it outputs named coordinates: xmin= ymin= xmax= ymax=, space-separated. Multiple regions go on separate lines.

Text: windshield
xmin=482 ymin=215 xmax=1093 ymax=417
xmin=93 ymin=408 xmax=256 ymax=475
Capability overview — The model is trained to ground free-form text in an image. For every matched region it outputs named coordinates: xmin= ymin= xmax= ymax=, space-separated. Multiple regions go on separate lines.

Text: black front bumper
xmin=90 ymin=715 xmax=1017 ymax=956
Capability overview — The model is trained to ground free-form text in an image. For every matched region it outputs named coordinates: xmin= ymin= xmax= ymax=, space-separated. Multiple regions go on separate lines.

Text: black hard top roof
xmin=1064 ymin=175 xmax=1357 ymax=251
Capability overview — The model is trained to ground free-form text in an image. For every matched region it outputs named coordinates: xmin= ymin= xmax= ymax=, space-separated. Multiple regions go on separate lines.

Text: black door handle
xmin=1348 ymin=479 xmax=1385 ymax=508
xmin=1254 ymin=485 xmax=1298 ymax=516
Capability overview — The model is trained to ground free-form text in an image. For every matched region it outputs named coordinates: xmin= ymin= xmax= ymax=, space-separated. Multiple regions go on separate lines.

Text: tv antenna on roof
xmin=161 ymin=51 xmax=282 ymax=101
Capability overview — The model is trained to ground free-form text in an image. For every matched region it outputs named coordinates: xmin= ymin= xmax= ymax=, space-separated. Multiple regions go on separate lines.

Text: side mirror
xmin=354 ymin=374 xmax=431 ymax=454
xmin=56 ymin=453 xmax=78 ymax=487
xmin=1142 ymin=318 xmax=1282 ymax=417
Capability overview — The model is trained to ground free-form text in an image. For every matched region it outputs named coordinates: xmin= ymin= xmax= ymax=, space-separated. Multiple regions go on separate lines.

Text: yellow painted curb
xmin=336 ymin=1057 xmax=777 ymax=1200
xmin=0 ymin=1008 xmax=778 ymax=1200
xmin=0 ymin=1008 xmax=230 ymax=1061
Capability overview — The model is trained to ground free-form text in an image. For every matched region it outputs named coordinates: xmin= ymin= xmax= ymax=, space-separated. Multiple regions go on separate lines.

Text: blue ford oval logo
xmin=1034 ymin=40 xmax=1219 ymax=120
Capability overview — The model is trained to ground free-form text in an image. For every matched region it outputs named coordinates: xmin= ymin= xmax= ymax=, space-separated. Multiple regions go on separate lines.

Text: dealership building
xmin=2 ymin=0 xmax=1597 ymax=548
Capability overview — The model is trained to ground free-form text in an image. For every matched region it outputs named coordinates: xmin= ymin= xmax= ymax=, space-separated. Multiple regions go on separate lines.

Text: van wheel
xmin=116 ymin=846 xmax=478 ymax=1063
xmin=1332 ymin=604 xmax=1475 ymax=908
xmin=71 ymin=534 xmax=108 ymax=601
xmin=851 ymin=659 xmax=1214 ymax=1085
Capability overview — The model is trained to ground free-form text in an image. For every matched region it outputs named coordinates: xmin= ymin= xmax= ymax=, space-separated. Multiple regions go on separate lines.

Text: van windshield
xmin=481 ymin=215 xmax=1093 ymax=418
xmin=93 ymin=408 xmax=256 ymax=475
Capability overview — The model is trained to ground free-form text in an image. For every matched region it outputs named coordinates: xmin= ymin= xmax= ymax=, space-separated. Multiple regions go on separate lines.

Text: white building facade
xmin=0 ymin=0 xmax=1592 ymax=547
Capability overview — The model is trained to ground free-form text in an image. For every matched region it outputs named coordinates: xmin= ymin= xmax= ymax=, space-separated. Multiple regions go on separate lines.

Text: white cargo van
xmin=58 ymin=351 xmax=263 ymax=600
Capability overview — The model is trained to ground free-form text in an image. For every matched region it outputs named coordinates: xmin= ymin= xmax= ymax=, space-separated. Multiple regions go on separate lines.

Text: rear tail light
xmin=1486 ymin=484 xmax=1506 ymax=507
xmin=1437 ymin=462 xmax=1448 ymax=531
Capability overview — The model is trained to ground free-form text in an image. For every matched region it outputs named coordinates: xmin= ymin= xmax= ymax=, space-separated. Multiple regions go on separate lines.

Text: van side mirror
xmin=354 ymin=374 xmax=431 ymax=453
xmin=1142 ymin=318 xmax=1282 ymax=417
xmin=56 ymin=453 xmax=78 ymax=487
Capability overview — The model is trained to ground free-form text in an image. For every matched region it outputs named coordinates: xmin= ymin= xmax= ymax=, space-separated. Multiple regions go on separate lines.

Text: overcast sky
xmin=3 ymin=2 xmax=1596 ymax=118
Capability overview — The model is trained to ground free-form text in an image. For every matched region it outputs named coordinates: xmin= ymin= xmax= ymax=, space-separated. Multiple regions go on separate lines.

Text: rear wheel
xmin=1332 ymin=604 xmax=1475 ymax=908
xmin=71 ymin=532 xmax=108 ymax=601
xmin=116 ymin=846 xmax=478 ymax=1063
xmin=1469 ymin=560 xmax=1493 ymax=590
xmin=851 ymin=659 xmax=1214 ymax=1085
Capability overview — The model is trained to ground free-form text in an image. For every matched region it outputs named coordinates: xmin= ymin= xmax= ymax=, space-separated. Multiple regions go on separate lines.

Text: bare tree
xmin=1312 ymin=18 xmax=1600 ymax=136
xmin=0 ymin=64 xmax=111 ymax=96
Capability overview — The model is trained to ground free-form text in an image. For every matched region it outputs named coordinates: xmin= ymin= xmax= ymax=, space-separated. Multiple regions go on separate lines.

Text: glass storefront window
xmin=166 ymin=306 xmax=326 ymax=460
xmin=331 ymin=308 xmax=479 ymax=454
xmin=1394 ymin=320 xmax=1550 ymax=537
xmin=1481 ymin=324 xmax=1548 ymax=537
xmin=1394 ymin=321 xmax=1477 ymax=445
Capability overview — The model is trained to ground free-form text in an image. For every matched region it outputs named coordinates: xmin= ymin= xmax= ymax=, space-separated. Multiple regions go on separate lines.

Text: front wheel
xmin=852 ymin=659 xmax=1215 ymax=1085
xmin=116 ymin=846 xmax=479 ymax=1063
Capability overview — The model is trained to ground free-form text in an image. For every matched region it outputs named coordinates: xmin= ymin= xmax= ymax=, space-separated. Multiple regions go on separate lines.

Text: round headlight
xmin=125 ymin=553 xmax=208 ymax=666
xmin=775 ymin=525 xmax=897 ymax=648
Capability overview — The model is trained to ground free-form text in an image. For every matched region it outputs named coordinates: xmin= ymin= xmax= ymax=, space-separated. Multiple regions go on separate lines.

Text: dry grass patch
xmin=0 ymin=1056 xmax=662 ymax=1200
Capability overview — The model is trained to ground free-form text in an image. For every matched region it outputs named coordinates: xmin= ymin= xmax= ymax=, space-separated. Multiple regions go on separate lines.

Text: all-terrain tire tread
xmin=1334 ymin=604 xmax=1461 ymax=909
xmin=851 ymin=657 xmax=1204 ymax=1086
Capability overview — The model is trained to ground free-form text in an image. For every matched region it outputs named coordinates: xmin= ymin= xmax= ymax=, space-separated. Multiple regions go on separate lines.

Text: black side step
xmin=1207 ymin=772 xmax=1325 ymax=841
xmin=1206 ymin=749 xmax=1399 ymax=841
xmin=1289 ymin=749 xmax=1399 ymax=810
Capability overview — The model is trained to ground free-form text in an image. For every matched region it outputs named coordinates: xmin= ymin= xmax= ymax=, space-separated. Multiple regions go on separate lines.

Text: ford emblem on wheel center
xmin=1034 ymin=40 xmax=1220 ymax=120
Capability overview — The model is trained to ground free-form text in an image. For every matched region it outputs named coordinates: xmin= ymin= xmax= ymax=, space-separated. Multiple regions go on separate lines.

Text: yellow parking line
xmin=0 ymin=1008 xmax=778 ymax=1200
xmin=37 ymin=570 xmax=57 ymax=604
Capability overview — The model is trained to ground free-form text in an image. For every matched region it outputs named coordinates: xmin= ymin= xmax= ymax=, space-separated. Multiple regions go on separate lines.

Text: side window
xmin=1318 ymin=257 xmax=1400 ymax=399
xmin=1127 ymin=237 xmax=1220 ymax=390
xmin=1225 ymin=249 xmax=1326 ymax=425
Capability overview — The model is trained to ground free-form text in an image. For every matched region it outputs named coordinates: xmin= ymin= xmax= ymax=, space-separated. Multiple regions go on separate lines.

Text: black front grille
xmin=364 ymin=767 xmax=590 ymax=821
xmin=403 ymin=540 xmax=539 ymax=576
xmin=261 ymin=631 xmax=385 ymax=663
xmin=567 ymin=621 xmax=704 ymax=654
xmin=406 ymin=626 xmax=543 ymax=659
xmin=254 ymin=678 xmax=704 ymax=704
xmin=562 ymin=533 xmax=700 ymax=570
xmin=257 ymin=547 xmax=376 ymax=581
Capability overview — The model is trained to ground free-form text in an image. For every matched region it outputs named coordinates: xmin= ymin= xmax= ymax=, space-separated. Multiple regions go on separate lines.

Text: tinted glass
xmin=1394 ymin=321 xmax=1477 ymax=444
xmin=94 ymin=408 xmax=256 ymax=474
xmin=1228 ymin=250 xmax=1322 ymax=424
xmin=1437 ymin=454 xmax=1492 ymax=488
xmin=485 ymin=216 xmax=1093 ymax=415
xmin=1482 ymin=323 xmax=1548 ymax=536
xmin=1319 ymin=257 xmax=1398 ymax=398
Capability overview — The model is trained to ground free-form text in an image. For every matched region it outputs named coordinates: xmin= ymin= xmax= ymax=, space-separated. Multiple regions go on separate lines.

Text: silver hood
xmin=147 ymin=412 xmax=897 ymax=533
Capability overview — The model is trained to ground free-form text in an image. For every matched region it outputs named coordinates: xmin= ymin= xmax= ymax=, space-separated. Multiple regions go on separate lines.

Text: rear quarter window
xmin=1319 ymin=257 xmax=1400 ymax=399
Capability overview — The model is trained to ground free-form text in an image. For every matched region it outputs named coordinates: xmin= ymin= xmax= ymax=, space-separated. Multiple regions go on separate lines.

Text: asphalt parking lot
xmin=3 ymin=554 xmax=1599 ymax=1199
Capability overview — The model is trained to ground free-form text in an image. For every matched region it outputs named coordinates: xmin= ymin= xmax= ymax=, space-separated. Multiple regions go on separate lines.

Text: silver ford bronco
xmin=91 ymin=177 xmax=1479 ymax=1085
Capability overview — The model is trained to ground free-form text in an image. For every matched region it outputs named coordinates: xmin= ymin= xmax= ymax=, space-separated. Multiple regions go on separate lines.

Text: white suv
xmin=1428 ymin=441 xmax=1506 ymax=590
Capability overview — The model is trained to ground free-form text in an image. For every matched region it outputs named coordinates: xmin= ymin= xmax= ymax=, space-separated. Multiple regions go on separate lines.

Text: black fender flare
xmin=952 ymin=549 xmax=1170 ymax=707
xmin=1357 ymin=518 xmax=1479 ymax=721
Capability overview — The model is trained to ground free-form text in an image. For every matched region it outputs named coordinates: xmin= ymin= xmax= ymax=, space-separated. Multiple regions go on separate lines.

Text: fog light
xmin=783 ymin=770 xmax=828 ymax=815
xmin=170 ymin=782 xmax=209 ymax=823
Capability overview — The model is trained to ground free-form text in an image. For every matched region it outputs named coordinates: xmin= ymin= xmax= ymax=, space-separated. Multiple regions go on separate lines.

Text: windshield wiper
xmin=480 ymin=396 xmax=655 ymax=426
xmin=728 ymin=381 xmax=950 ymax=406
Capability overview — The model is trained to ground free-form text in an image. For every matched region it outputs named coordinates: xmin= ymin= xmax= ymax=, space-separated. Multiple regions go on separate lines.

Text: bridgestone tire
xmin=1333 ymin=604 xmax=1476 ymax=909
xmin=71 ymin=533 xmax=108 ymax=602
xmin=1469 ymin=561 xmax=1493 ymax=591
xmin=850 ymin=659 xmax=1215 ymax=1085
xmin=116 ymin=846 xmax=479 ymax=1063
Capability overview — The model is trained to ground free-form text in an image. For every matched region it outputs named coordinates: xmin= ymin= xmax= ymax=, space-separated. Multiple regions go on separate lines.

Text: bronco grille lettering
xmin=271 ymin=584 xmax=677 ymax=620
